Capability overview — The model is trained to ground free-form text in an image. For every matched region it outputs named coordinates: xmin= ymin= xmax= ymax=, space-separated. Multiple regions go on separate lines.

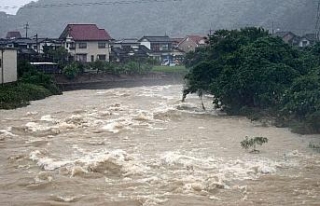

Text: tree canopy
xmin=183 ymin=27 xmax=320 ymax=134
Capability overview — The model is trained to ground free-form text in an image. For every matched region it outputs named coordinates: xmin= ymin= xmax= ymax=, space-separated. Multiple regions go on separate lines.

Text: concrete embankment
xmin=55 ymin=72 xmax=186 ymax=91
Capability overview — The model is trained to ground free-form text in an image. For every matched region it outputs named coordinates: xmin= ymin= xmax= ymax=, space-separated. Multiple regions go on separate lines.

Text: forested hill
xmin=0 ymin=0 xmax=317 ymax=39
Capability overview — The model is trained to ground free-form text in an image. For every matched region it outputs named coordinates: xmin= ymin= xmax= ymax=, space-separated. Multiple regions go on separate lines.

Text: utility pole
xmin=316 ymin=0 xmax=320 ymax=41
xmin=24 ymin=22 xmax=30 ymax=38
xmin=35 ymin=33 xmax=39 ymax=53
xmin=1 ymin=48 xmax=4 ymax=86
xmin=209 ymin=28 xmax=213 ymax=36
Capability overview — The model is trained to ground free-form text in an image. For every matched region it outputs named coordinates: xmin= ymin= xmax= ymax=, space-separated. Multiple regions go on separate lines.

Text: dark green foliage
xmin=17 ymin=60 xmax=36 ymax=78
xmin=44 ymin=46 xmax=69 ymax=68
xmin=0 ymin=61 xmax=62 ymax=110
xmin=0 ymin=83 xmax=52 ymax=109
xmin=183 ymin=27 xmax=320 ymax=134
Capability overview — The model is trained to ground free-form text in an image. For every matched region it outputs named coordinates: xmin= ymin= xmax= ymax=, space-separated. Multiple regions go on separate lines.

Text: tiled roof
xmin=171 ymin=37 xmax=184 ymax=44
xmin=59 ymin=24 xmax=112 ymax=41
xmin=272 ymin=31 xmax=297 ymax=38
xmin=6 ymin=31 xmax=22 ymax=39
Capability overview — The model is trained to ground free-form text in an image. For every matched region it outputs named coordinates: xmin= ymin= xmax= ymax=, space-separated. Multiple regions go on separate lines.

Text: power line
xmin=1 ymin=0 xmax=184 ymax=10
xmin=0 ymin=0 xmax=318 ymax=10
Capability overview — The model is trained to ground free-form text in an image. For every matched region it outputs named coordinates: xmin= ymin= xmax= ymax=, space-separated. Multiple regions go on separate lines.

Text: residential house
xmin=6 ymin=31 xmax=22 ymax=39
xmin=37 ymin=38 xmax=64 ymax=54
xmin=111 ymin=38 xmax=150 ymax=62
xmin=1 ymin=38 xmax=38 ymax=61
xmin=0 ymin=48 xmax=18 ymax=84
xmin=178 ymin=35 xmax=207 ymax=53
xmin=273 ymin=31 xmax=300 ymax=46
xmin=59 ymin=24 xmax=113 ymax=62
xmin=298 ymin=33 xmax=318 ymax=48
xmin=138 ymin=35 xmax=184 ymax=64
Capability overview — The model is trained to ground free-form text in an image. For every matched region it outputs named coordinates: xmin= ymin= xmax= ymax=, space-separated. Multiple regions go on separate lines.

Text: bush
xmin=63 ymin=63 xmax=80 ymax=79
xmin=0 ymin=83 xmax=53 ymax=109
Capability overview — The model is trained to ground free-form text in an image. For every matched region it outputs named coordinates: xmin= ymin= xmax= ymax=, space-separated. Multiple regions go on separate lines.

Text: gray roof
xmin=273 ymin=31 xmax=296 ymax=38
xmin=115 ymin=38 xmax=139 ymax=44
xmin=303 ymin=33 xmax=318 ymax=42
xmin=139 ymin=36 xmax=171 ymax=43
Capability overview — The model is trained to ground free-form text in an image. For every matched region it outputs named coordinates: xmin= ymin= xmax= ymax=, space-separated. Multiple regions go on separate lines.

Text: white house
xmin=59 ymin=24 xmax=113 ymax=63
xmin=0 ymin=48 xmax=18 ymax=84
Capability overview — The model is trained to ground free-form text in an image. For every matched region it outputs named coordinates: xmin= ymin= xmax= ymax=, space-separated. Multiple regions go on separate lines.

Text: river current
xmin=0 ymin=84 xmax=319 ymax=206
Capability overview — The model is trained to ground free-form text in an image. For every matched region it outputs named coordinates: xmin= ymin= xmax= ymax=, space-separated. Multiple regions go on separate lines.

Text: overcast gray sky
xmin=0 ymin=0 xmax=34 ymax=15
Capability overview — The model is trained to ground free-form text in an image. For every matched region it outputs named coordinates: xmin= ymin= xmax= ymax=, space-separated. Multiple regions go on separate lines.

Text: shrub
xmin=0 ymin=83 xmax=53 ymax=109
xmin=63 ymin=63 xmax=80 ymax=79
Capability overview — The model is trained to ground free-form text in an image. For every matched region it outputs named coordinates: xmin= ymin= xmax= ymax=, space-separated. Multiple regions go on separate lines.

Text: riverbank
xmin=55 ymin=72 xmax=186 ymax=91
xmin=0 ymin=72 xmax=186 ymax=110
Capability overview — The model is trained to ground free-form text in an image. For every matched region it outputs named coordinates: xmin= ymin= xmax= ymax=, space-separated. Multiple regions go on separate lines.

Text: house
xmin=0 ymin=48 xmax=18 ymax=84
xmin=111 ymin=38 xmax=150 ymax=62
xmin=138 ymin=35 xmax=184 ymax=64
xmin=273 ymin=31 xmax=300 ymax=46
xmin=37 ymin=38 xmax=64 ymax=54
xmin=298 ymin=33 xmax=318 ymax=48
xmin=177 ymin=35 xmax=207 ymax=53
xmin=6 ymin=31 xmax=22 ymax=39
xmin=59 ymin=24 xmax=113 ymax=62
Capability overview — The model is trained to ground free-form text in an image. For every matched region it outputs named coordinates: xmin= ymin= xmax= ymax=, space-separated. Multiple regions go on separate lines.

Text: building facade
xmin=0 ymin=48 xmax=17 ymax=84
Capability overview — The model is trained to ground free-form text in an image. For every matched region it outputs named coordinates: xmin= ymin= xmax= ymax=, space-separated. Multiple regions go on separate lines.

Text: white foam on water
xmin=25 ymin=122 xmax=60 ymax=137
xmin=0 ymin=129 xmax=17 ymax=138
xmin=26 ymin=111 xmax=39 ymax=116
xmin=102 ymin=122 xmax=125 ymax=133
xmin=29 ymin=147 xmax=149 ymax=178
xmin=30 ymin=150 xmax=72 ymax=171
xmin=137 ymin=195 xmax=168 ymax=206
xmin=157 ymin=151 xmax=295 ymax=196
xmin=40 ymin=115 xmax=56 ymax=123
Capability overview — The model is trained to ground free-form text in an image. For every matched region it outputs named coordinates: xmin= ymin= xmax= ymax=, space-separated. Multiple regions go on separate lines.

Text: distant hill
xmin=0 ymin=0 xmax=317 ymax=39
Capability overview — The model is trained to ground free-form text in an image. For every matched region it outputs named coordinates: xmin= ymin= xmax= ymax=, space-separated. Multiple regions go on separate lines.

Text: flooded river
xmin=0 ymin=84 xmax=319 ymax=205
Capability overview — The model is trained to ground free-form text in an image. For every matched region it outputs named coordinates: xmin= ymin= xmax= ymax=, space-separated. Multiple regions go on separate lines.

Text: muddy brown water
xmin=0 ymin=84 xmax=319 ymax=206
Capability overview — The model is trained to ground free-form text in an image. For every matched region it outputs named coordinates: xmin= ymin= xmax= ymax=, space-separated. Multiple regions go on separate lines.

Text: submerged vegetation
xmin=183 ymin=27 xmax=320 ymax=134
xmin=241 ymin=136 xmax=269 ymax=153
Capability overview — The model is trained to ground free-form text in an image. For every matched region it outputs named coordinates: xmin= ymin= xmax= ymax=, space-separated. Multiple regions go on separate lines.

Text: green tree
xmin=44 ymin=46 xmax=69 ymax=68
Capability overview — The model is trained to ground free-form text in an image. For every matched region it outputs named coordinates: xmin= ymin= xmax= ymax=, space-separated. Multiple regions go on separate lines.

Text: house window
xmin=98 ymin=42 xmax=106 ymax=49
xmin=76 ymin=54 xmax=87 ymax=62
xmin=98 ymin=55 xmax=106 ymax=61
xmin=160 ymin=44 xmax=169 ymax=51
xmin=69 ymin=43 xmax=76 ymax=50
xmin=79 ymin=43 xmax=87 ymax=49
xmin=152 ymin=44 xmax=160 ymax=51
xmin=91 ymin=55 xmax=94 ymax=62
xmin=302 ymin=40 xmax=308 ymax=47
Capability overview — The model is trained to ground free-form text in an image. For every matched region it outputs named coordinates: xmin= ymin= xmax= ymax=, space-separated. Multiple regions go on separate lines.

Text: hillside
xmin=0 ymin=0 xmax=317 ymax=39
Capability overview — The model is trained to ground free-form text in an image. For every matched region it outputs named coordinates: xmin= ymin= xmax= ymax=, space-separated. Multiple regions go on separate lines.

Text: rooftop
xmin=59 ymin=24 xmax=112 ymax=41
